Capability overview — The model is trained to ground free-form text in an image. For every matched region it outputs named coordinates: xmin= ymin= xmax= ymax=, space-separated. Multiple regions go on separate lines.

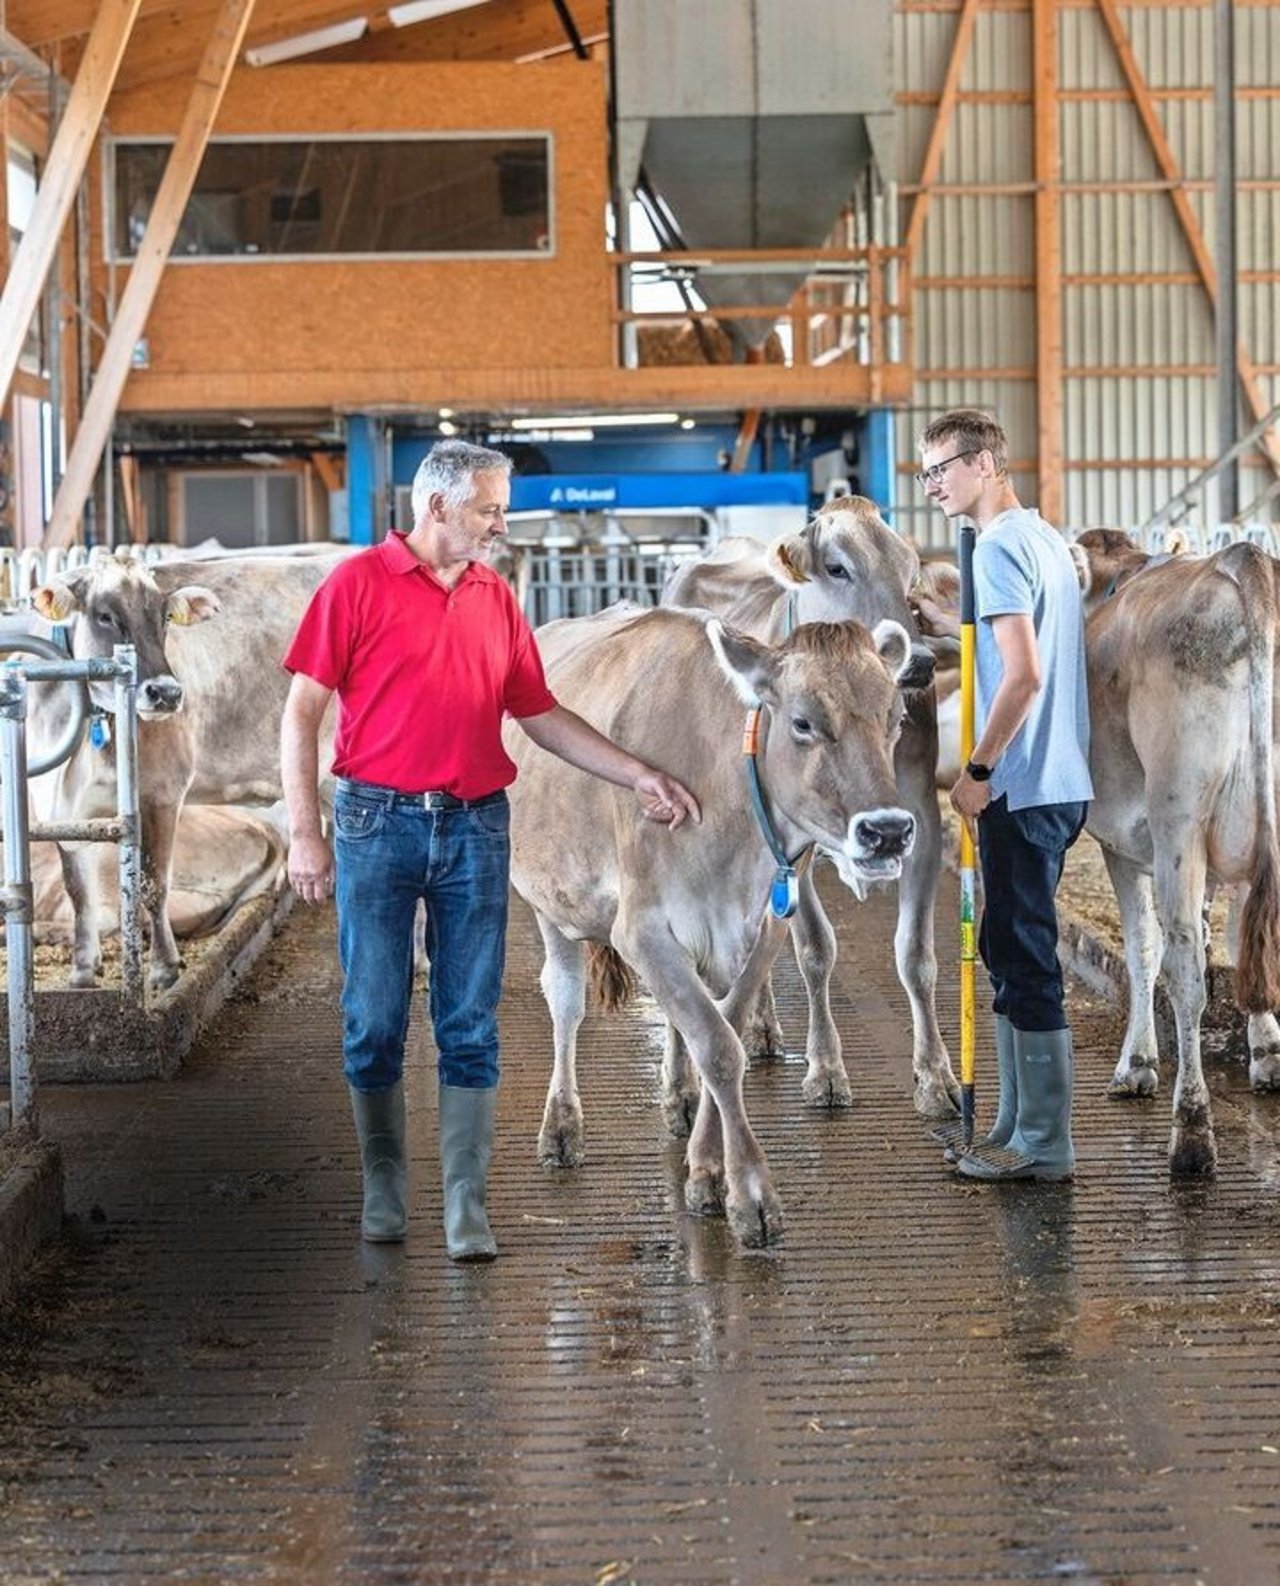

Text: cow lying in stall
xmin=661 ymin=497 xmax=960 ymax=1122
xmin=29 ymin=803 xmax=288 ymax=945
xmin=1070 ymin=528 xmax=1280 ymax=1173
xmin=505 ymin=604 xmax=917 ymax=1248
xmin=29 ymin=553 xmax=345 ymax=990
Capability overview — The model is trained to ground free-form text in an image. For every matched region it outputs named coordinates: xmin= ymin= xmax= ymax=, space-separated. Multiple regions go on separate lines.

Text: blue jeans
xmin=333 ymin=782 xmax=511 ymax=1093
xmin=978 ymin=795 xmax=1088 ymax=1032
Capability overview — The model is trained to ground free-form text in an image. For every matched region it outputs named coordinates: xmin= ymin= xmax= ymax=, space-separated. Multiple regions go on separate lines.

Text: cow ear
xmin=871 ymin=619 xmax=912 ymax=683
xmin=1067 ymin=541 xmax=1092 ymax=595
xmin=32 ymin=571 xmax=89 ymax=623
xmin=765 ymin=531 xmax=813 ymax=587
xmin=706 ymin=619 xmax=779 ymax=705
xmin=165 ymin=585 xmax=221 ymax=626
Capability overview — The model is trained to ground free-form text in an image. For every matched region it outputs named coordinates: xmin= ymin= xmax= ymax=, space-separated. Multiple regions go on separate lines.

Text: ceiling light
xmin=245 ymin=16 xmax=368 ymax=66
xmin=388 ymin=0 xmax=491 ymax=26
xmin=438 ymin=407 xmax=455 ymax=419
xmin=438 ymin=419 xmax=459 ymax=436
xmin=509 ymin=412 xmax=679 ymax=431
xmin=679 ymin=417 xmax=696 ymax=430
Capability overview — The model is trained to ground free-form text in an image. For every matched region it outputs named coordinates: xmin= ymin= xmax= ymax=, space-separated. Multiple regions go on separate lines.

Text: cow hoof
xmin=148 ymin=963 xmax=181 ymax=992
xmin=1248 ymin=1051 xmax=1280 ymax=1091
xmin=1170 ymin=1134 xmax=1217 ymax=1177
xmin=1109 ymin=1063 xmax=1159 ymax=1099
xmin=661 ymin=1088 xmax=699 ymax=1139
xmin=914 ymin=1073 xmax=961 ymax=1122
xmin=69 ymin=967 xmax=99 ymax=990
xmin=684 ymin=1168 xmax=726 ymax=1217
xmin=537 ymin=1101 xmax=585 ymax=1167
xmin=744 ymin=1020 xmax=786 ymax=1062
xmin=802 ymin=1069 xmax=853 ymax=1109
xmin=727 ymin=1188 xmax=784 ymax=1249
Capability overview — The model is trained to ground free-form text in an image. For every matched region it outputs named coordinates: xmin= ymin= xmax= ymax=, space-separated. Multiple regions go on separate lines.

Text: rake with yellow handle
xmin=930 ymin=523 xmax=979 ymax=1152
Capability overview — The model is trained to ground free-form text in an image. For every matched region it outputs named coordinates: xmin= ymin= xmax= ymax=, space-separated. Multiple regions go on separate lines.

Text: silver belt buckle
xmin=422 ymin=790 xmax=446 ymax=810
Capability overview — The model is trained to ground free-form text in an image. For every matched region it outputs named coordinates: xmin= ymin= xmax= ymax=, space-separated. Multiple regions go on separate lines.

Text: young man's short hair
xmin=918 ymin=408 xmax=1009 ymax=478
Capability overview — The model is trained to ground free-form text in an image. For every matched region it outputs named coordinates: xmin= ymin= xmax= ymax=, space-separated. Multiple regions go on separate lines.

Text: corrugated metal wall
xmin=892 ymin=0 xmax=1280 ymax=550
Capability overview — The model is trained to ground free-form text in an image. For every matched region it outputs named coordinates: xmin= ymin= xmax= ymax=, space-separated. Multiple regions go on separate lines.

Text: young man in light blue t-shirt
xmin=912 ymin=408 xmax=1092 ymax=1181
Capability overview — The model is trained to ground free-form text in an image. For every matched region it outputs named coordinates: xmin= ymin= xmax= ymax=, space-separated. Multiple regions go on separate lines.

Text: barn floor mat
xmin=0 ymin=871 xmax=1278 ymax=1584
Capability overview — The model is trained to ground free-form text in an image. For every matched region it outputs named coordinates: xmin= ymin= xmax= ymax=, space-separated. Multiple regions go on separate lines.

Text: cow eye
xmin=824 ymin=563 xmax=850 ymax=581
xmin=790 ymin=715 xmax=814 ymax=739
xmin=93 ymin=610 xmax=115 ymax=629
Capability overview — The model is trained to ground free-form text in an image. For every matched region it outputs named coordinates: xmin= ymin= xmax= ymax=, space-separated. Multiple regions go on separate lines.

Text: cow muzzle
xmin=138 ymin=675 xmax=184 ymax=716
xmin=835 ymin=806 xmax=916 ymax=887
xmin=899 ymin=642 xmax=936 ymax=690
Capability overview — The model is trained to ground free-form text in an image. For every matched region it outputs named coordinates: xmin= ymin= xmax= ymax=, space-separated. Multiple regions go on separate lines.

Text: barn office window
xmin=109 ymin=135 xmax=552 ymax=260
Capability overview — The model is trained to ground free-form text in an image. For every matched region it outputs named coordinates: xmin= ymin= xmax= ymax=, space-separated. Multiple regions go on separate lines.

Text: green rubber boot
xmin=349 ymin=1082 xmax=407 ymax=1242
xmin=958 ymin=1026 xmax=1075 ymax=1182
xmin=934 ymin=1014 xmax=1017 ymax=1156
xmin=440 ymin=1084 xmax=498 ymax=1262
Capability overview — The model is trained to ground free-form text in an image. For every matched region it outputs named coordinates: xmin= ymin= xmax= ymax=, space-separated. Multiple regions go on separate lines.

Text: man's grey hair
xmin=410 ymin=440 xmax=512 ymax=523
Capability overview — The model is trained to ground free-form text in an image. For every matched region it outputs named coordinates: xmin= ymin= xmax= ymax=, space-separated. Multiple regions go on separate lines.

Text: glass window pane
xmin=112 ymin=136 xmax=552 ymax=260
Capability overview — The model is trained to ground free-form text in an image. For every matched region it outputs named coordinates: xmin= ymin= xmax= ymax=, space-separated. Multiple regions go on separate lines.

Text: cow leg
xmin=140 ymin=800 xmax=183 ymax=990
xmin=59 ymin=843 xmax=103 ymax=989
xmin=788 ymin=875 xmax=851 ymax=1109
xmin=1245 ymin=1012 xmax=1280 ymax=1091
xmin=623 ymin=926 xmax=783 ymax=1248
xmin=660 ymin=1024 xmax=700 ymax=1138
xmin=1155 ymin=838 xmax=1217 ymax=1176
xmin=895 ymin=732 xmax=960 ymax=1119
xmin=743 ymin=978 xmax=786 ymax=1061
xmin=534 ymin=914 xmax=588 ymax=1167
xmin=1224 ymin=890 xmax=1280 ymax=1090
xmin=1101 ymin=848 xmax=1162 ymax=1098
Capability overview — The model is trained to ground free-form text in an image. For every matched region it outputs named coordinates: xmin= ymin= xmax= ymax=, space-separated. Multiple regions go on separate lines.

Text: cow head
xmin=764 ymin=495 xmax=935 ymax=690
xmin=708 ymin=616 xmax=916 ymax=891
xmin=33 ymin=562 xmax=221 ymax=718
xmin=1070 ymin=528 xmax=1152 ymax=612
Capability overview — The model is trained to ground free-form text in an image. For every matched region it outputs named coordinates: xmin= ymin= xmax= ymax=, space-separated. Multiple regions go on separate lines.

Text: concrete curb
xmin=0 ymin=1132 xmax=64 ymax=1308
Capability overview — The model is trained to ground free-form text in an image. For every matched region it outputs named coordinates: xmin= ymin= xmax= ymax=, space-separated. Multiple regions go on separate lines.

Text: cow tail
xmin=587 ymin=942 xmax=639 ymax=1012
xmin=1224 ymin=543 xmax=1280 ymax=1012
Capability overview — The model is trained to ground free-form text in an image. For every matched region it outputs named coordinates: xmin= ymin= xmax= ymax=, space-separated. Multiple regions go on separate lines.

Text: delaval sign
xmin=509 ymin=472 xmax=809 ymax=511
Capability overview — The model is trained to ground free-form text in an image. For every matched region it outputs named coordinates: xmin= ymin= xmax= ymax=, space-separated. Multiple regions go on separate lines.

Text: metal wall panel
xmin=894 ymin=0 xmax=1280 ymax=541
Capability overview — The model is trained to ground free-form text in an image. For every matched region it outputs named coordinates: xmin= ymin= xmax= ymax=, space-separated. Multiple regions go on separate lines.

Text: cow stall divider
xmin=0 ymin=641 xmax=142 ymax=1135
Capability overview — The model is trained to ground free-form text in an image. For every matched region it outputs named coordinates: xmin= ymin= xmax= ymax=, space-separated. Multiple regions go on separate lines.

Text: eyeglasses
xmin=915 ymin=449 xmax=975 ymax=488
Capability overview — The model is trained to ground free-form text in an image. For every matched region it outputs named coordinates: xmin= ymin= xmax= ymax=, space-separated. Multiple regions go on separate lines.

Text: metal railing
xmin=0 ymin=643 xmax=141 ymax=1137
xmin=1141 ymin=400 xmax=1280 ymax=538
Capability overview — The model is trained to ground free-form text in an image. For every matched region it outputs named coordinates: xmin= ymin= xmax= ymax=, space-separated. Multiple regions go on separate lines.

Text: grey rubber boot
xmin=958 ymin=1026 xmax=1075 ymax=1181
xmin=941 ymin=1014 xmax=1018 ymax=1161
xmin=349 ymin=1082 xmax=407 ymax=1242
xmin=440 ymin=1084 xmax=498 ymax=1262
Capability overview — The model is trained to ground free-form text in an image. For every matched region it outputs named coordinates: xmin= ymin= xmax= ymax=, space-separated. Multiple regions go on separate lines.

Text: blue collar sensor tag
xmin=770 ymin=866 xmax=799 ymax=919
xmin=89 ymin=716 xmax=112 ymax=751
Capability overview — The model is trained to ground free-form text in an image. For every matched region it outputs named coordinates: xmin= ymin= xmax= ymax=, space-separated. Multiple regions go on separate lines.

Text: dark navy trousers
xmin=977 ymin=795 xmax=1088 ymax=1033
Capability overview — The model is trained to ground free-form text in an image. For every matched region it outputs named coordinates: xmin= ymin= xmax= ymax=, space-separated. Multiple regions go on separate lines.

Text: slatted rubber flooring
xmin=1 ymin=867 xmax=1279 ymax=1584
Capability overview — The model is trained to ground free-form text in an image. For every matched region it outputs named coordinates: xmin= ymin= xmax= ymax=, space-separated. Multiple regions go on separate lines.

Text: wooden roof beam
xmin=44 ymin=0 xmax=258 ymax=548
xmin=0 ymin=0 xmax=141 ymax=410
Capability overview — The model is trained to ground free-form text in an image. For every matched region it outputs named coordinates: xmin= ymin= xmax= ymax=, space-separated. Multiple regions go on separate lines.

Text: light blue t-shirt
xmin=973 ymin=508 xmax=1093 ymax=811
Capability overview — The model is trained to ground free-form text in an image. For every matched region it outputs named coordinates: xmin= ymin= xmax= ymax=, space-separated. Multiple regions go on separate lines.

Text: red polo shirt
xmin=283 ymin=533 xmax=557 ymax=797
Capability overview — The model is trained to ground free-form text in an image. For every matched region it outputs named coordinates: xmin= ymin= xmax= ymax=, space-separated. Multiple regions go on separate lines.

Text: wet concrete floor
xmin=1 ymin=868 xmax=1279 ymax=1584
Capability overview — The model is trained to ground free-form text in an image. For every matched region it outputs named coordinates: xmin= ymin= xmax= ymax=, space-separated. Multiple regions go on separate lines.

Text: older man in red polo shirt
xmin=281 ymin=440 xmax=699 ymax=1261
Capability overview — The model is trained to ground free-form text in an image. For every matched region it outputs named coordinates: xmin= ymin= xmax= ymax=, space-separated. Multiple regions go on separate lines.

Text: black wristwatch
xmin=965 ymin=759 xmax=994 ymax=782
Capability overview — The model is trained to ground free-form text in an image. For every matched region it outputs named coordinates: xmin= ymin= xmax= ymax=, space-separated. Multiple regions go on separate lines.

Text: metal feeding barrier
xmin=0 ymin=637 xmax=142 ymax=1137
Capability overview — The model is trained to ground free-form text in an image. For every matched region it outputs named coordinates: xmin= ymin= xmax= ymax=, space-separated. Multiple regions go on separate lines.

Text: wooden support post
xmin=0 ymin=0 xmax=141 ymax=411
xmin=1033 ymin=0 xmax=1063 ymax=524
xmin=904 ymin=0 xmax=981 ymax=264
xmin=731 ymin=409 xmax=761 ymax=474
xmin=45 ymin=0 xmax=258 ymax=549
xmin=1095 ymin=0 xmax=1279 ymax=474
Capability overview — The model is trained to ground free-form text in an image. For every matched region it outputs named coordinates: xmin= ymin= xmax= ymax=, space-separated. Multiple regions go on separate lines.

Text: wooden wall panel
xmin=96 ymin=61 xmax=613 ymax=414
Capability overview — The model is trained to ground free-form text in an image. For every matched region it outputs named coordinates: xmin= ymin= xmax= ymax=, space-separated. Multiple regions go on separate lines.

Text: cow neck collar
xmin=742 ymin=703 xmax=811 ymax=920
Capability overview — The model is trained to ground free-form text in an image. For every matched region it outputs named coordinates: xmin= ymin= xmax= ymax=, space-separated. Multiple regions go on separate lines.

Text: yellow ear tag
xmin=167 ymin=603 xmax=194 ymax=626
